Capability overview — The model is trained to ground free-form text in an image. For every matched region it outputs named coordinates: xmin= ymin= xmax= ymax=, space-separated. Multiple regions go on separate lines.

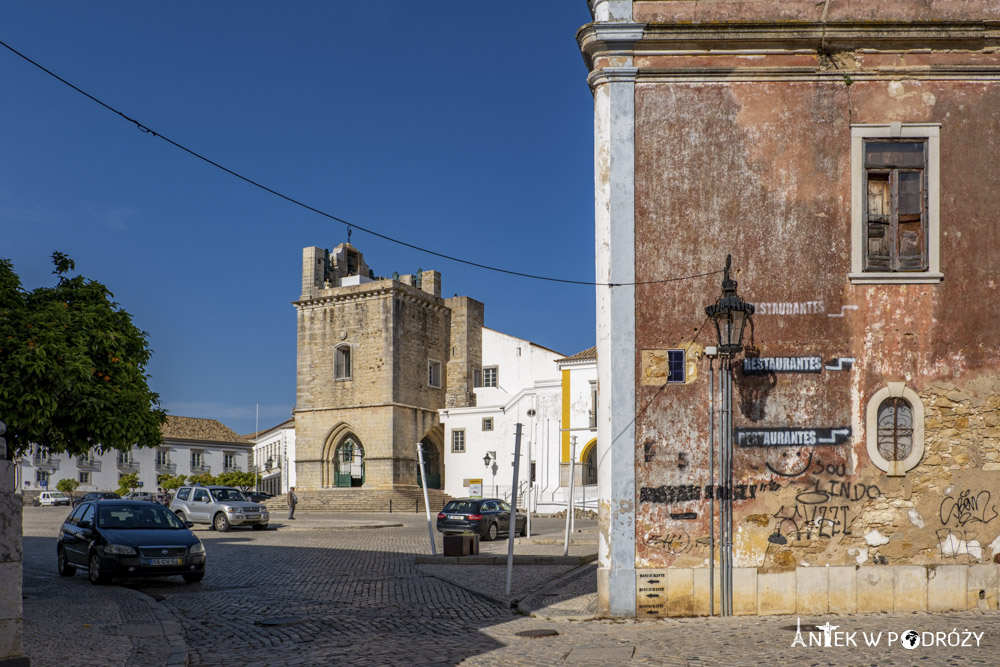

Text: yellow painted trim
xmin=561 ymin=368 xmax=571 ymax=462
xmin=580 ymin=438 xmax=597 ymax=462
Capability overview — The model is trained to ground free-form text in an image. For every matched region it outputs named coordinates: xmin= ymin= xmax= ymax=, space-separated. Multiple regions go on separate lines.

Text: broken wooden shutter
xmin=863 ymin=141 xmax=927 ymax=272
xmin=864 ymin=171 xmax=892 ymax=271
xmin=896 ymin=170 xmax=926 ymax=270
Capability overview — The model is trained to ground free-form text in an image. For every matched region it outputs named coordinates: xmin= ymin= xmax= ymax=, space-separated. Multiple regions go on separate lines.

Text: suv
xmin=170 ymin=485 xmax=269 ymax=532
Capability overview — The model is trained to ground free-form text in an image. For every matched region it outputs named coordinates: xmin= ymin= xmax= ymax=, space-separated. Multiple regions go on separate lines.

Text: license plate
xmin=149 ymin=558 xmax=182 ymax=566
xmin=244 ymin=514 xmax=259 ymax=520
xmin=449 ymin=515 xmax=464 ymax=520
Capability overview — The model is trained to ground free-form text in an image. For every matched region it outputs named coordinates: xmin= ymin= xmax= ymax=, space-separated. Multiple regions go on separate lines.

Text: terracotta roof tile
xmin=560 ymin=346 xmax=597 ymax=362
xmin=162 ymin=416 xmax=249 ymax=445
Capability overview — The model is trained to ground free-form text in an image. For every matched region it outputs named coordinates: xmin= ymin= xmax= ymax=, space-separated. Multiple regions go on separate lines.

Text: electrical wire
xmin=0 ymin=38 xmax=724 ymax=288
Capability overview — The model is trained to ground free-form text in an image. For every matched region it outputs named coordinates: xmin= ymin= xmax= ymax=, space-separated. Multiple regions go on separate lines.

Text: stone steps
xmin=264 ymin=487 xmax=455 ymax=513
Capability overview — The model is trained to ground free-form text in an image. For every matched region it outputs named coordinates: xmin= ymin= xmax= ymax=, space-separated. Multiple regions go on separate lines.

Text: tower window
xmin=428 ymin=359 xmax=442 ymax=388
xmin=335 ymin=344 xmax=352 ymax=380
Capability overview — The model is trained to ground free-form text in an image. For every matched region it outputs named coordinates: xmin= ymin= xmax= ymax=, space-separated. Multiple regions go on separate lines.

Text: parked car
xmin=244 ymin=491 xmax=272 ymax=503
xmin=153 ymin=492 xmax=172 ymax=507
xmin=35 ymin=491 xmax=71 ymax=507
xmin=436 ymin=498 xmax=527 ymax=541
xmin=170 ymin=485 xmax=270 ymax=532
xmin=56 ymin=499 xmax=206 ymax=584
xmin=122 ymin=491 xmax=156 ymax=502
xmin=73 ymin=491 xmax=121 ymax=507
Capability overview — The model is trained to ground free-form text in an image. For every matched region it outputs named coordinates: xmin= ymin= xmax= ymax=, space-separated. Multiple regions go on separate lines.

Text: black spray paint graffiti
xmin=639 ymin=481 xmax=783 ymax=505
xmin=643 ymin=530 xmax=691 ymax=554
xmin=935 ymin=528 xmax=981 ymax=561
xmin=939 ymin=490 xmax=999 ymax=527
xmin=767 ymin=480 xmax=881 ymax=544
xmin=764 ymin=454 xmax=851 ymax=478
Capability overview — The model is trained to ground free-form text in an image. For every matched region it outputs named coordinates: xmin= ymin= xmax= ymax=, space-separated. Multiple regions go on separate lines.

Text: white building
xmin=16 ymin=416 xmax=251 ymax=495
xmin=438 ymin=330 xmax=598 ymax=514
xmin=249 ymin=417 xmax=296 ymax=496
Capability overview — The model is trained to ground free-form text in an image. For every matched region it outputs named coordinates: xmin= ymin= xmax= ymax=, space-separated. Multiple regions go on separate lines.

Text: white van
xmin=36 ymin=491 xmax=71 ymax=507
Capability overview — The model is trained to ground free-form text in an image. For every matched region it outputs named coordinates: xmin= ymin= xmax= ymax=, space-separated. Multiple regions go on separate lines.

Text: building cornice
xmin=293 ymin=283 xmax=449 ymax=314
xmin=579 ymin=20 xmax=1000 ymax=80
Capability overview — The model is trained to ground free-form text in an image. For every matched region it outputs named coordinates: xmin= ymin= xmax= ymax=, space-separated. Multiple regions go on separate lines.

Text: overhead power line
xmin=0 ymin=38 xmax=723 ymax=287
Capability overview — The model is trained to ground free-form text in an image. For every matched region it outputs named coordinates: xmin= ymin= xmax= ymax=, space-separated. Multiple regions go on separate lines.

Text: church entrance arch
xmin=334 ymin=436 xmax=365 ymax=487
xmin=417 ymin=426 xmax=443 ymax=490
xmin=581 ymin=438 xmax=598 ymax=486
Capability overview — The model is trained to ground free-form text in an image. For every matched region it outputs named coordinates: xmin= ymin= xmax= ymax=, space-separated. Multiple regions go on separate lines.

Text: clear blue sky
xmin=1 ymin=2 xmax=597 ymax=435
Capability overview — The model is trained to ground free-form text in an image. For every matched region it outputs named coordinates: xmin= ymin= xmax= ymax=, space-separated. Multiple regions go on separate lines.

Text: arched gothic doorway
xmin=582 ymin=439 xmax=598 ymax=486
xmin=417 ymin=437 xmax=441 ymax=489
xmin=334 ymin=435 xmax=365 ymax=487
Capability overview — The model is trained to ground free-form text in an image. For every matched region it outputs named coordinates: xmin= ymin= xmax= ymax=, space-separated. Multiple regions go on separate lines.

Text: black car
xmin=57 ymin=500 xmax=206 ymax=584
xmin=436 ymin=498 xmax=527 ymax=541
xmin=72 ymin=491 xmax=121 ymax=507
xmin=244 ymin=491 xmax=272 ymax=503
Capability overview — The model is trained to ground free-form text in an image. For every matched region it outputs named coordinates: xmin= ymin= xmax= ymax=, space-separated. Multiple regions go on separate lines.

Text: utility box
xmin=443 ymin=534 xmax=479 ymax=557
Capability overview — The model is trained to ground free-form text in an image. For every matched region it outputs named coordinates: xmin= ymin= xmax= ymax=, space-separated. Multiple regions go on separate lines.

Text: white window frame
xmin=78 ymin=471 xmax=90 ymax=485
xmin=850 ymin=123 xmax=942 ymax=284
xmin=334 ymin=344 xmax=352 ymax=380
xmin=482 ymin=366 xmax=498 ymax=388
xmin=428 ymin=359 xmax=442 ymax=388
xmin=866 ymin=382 xmax=925 ymax=477
xmin=482 ymin=417 xmax=494 ymax=432
xmin=451 ymin=429 xmax=466 ymax=453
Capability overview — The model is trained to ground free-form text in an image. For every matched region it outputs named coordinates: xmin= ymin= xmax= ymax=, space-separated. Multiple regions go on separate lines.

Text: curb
xmin=129 ymin=588 xmax=189 ymax=666
xmin=414 ymin=553 xmax=596 ymax=566
xmin=516 ymin=561 xmax=598 ymax=621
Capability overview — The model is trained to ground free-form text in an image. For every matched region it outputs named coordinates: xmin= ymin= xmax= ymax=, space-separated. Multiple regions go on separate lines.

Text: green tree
xmin=157 ymin=474 xmax=187 ymax=491
xmin=0 ymin=253 xmax=165 ymax=458
xmin=56 ymin=477 xmax=80 ymax=499
xmin=188 ymin=472 xmax=216 ymax=486
xmin=116 ymin=472 xmax=140 ymax=496
xmin=216 ymin=471 xmax=256 ymax=492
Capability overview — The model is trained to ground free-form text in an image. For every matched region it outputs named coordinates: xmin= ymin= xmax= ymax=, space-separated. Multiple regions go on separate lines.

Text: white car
xmin=36 ymin=491 xmax=71 ymax=506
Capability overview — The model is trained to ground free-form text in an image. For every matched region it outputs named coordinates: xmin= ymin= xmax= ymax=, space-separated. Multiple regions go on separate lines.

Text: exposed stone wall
xmin=0 ymin=455 xmax=26 ymax=665
xmin=444 ymin=296 xmax=484 ymax=409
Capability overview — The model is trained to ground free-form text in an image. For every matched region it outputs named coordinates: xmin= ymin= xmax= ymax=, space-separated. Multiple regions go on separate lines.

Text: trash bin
xmin=443 ymin=534 xmax=480 ymax=556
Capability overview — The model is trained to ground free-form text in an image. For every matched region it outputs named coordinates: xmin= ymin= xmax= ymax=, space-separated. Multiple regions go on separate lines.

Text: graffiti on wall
xmin=767 ymin=479 xmax=882 ymax=545
xmin=939 ymin=489 xmax=998 ymax=527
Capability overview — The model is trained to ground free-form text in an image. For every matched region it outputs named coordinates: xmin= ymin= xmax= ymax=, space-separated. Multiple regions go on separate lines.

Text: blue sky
xmin=1 ymin=2 xmax=597 ymax=435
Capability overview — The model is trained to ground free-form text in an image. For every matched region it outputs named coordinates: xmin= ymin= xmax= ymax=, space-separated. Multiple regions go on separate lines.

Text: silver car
xmin=170 ymin=485 xmax=270 ymax=532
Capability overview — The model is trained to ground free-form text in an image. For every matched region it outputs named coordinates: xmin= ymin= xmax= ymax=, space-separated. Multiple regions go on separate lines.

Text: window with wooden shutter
xmin=863 ymin=140 xmax=927 ymax=272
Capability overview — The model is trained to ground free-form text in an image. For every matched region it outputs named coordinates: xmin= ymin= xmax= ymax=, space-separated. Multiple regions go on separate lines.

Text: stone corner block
xmin=828 ymin=566 xmax=857 ymax=614
xmin=796 ymin=567 xmax=829 ymax=615
xmin=892 ymin=565 xmax=927 ymax=612
xmin=967 ymin=563 xmax=999 ymax=611
xmin=857 ymin=567 xmax=893 ymax=613
xmin=928 ymin=564 xmax=968 ymax=612
xmin=733 ymin=568 xmax=758 ymax=616
xmin=758 ymin=571 xmax=796 ymax=615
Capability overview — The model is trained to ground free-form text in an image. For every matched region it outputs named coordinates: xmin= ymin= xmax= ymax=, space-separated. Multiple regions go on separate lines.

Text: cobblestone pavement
xmin=20 ymin=506 xmax=1000 ymax=666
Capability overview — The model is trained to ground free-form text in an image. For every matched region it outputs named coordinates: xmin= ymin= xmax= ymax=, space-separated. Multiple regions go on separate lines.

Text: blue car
xmin=57 ymin=499 xmax=206 ymax=584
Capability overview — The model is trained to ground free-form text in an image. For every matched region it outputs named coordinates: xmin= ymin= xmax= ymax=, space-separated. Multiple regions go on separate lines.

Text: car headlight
xmin=189 ymin=541 xmax=205 ymax=555
xmin=104 ymin=544 xmax=137 ymax=556
xmin=227 ymin=507 xmax=243 ymax=514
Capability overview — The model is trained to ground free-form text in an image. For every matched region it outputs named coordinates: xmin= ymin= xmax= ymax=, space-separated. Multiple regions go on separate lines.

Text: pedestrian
xmin=287 ymin=486 xmax=297 ymax=520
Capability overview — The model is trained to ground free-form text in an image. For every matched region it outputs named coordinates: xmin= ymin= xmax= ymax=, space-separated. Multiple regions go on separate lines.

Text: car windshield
xmin=50 ymin=493 xmax=68 ymax=499
xmin=442 ymin=501 xmax=479 ymax=513
xmin=98 ymin=505 xmax=186 ymax=530
xmin=210 ymin=488 xmax=246 ymax=502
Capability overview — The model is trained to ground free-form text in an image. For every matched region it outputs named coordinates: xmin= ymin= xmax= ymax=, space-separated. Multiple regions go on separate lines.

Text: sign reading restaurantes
xmin=742 ymin=356 xmax=822 ymax=374
xmin=735 ymin=427 xmax=852 ymax=447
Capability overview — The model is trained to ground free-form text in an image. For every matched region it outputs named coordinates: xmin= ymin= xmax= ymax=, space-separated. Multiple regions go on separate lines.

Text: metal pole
xmin=570 ymin=436 xmax=577 ymax=536
xmin=527 ymin=420 xmax=533 ymax=538
xmin=708 ymin=356 xmax=715 ymax=616
xmin=505 ymin=423 xmax=523 ymax=596
xmin=724 ymin=357 xmax=734 ymax=616
xmin=720 ymin=358 xmax=730 ymax=616
xmin=416 ymin=443 xmax=436 ymax=556
xmin=254 ymin=403 xmax=259 ymax=493
xmin=563 ymin=435 xmax=577 ymax=557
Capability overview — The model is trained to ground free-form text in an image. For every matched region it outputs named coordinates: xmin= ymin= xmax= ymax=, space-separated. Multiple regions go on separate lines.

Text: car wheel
xmin=252 ymin=523 xmax=267 ymax=531
xmin=182 ymin=571 xmax=205 ymax=584
xmin=486 ymin=522 xmax=498 ymax=542
xmin=174 ymin=510 xmax=187 ymax=523
xmin=213 ymin=513 xmax=231 ymax=532
xmin=88 ymin=552 xmax=110 ymax=585
xmin=57 ymin=546 xmax=76 ymax=577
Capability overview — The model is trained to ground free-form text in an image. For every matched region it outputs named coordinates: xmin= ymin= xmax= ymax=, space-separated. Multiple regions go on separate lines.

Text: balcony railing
xmin=155 ymin=461 xmax=177 ymax=474
xmin=588 ymin=410 xmax=597 ymax=429
xmin=76 ymin=456 xmax=102 ymax=471
xmin=222 ymin=465 xmax=242 ymax=474
xmin=190 ymin=463 xmax=211 ymax=474
xmin=33 ymin=456 xmax=59 ymax=471
xmin=116 ymin=459 xmax=140 ymax=472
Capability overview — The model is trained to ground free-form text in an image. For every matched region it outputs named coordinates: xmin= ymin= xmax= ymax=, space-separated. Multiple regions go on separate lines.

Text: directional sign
xmin=636 ymin=569 xmax=667 ymax=617
xmin=735 ymin=427 xmax=852 ymax=447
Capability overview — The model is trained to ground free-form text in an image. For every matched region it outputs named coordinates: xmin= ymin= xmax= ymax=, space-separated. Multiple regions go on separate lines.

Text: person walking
xmin=287 ymin=486 xmax=297 ymax=520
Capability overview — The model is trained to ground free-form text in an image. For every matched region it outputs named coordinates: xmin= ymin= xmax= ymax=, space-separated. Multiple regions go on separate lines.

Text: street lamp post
xmin=483 ymin=451 xmax=498 ymax=496
xmin=704 ymin=255 xmax=754 ymax=617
